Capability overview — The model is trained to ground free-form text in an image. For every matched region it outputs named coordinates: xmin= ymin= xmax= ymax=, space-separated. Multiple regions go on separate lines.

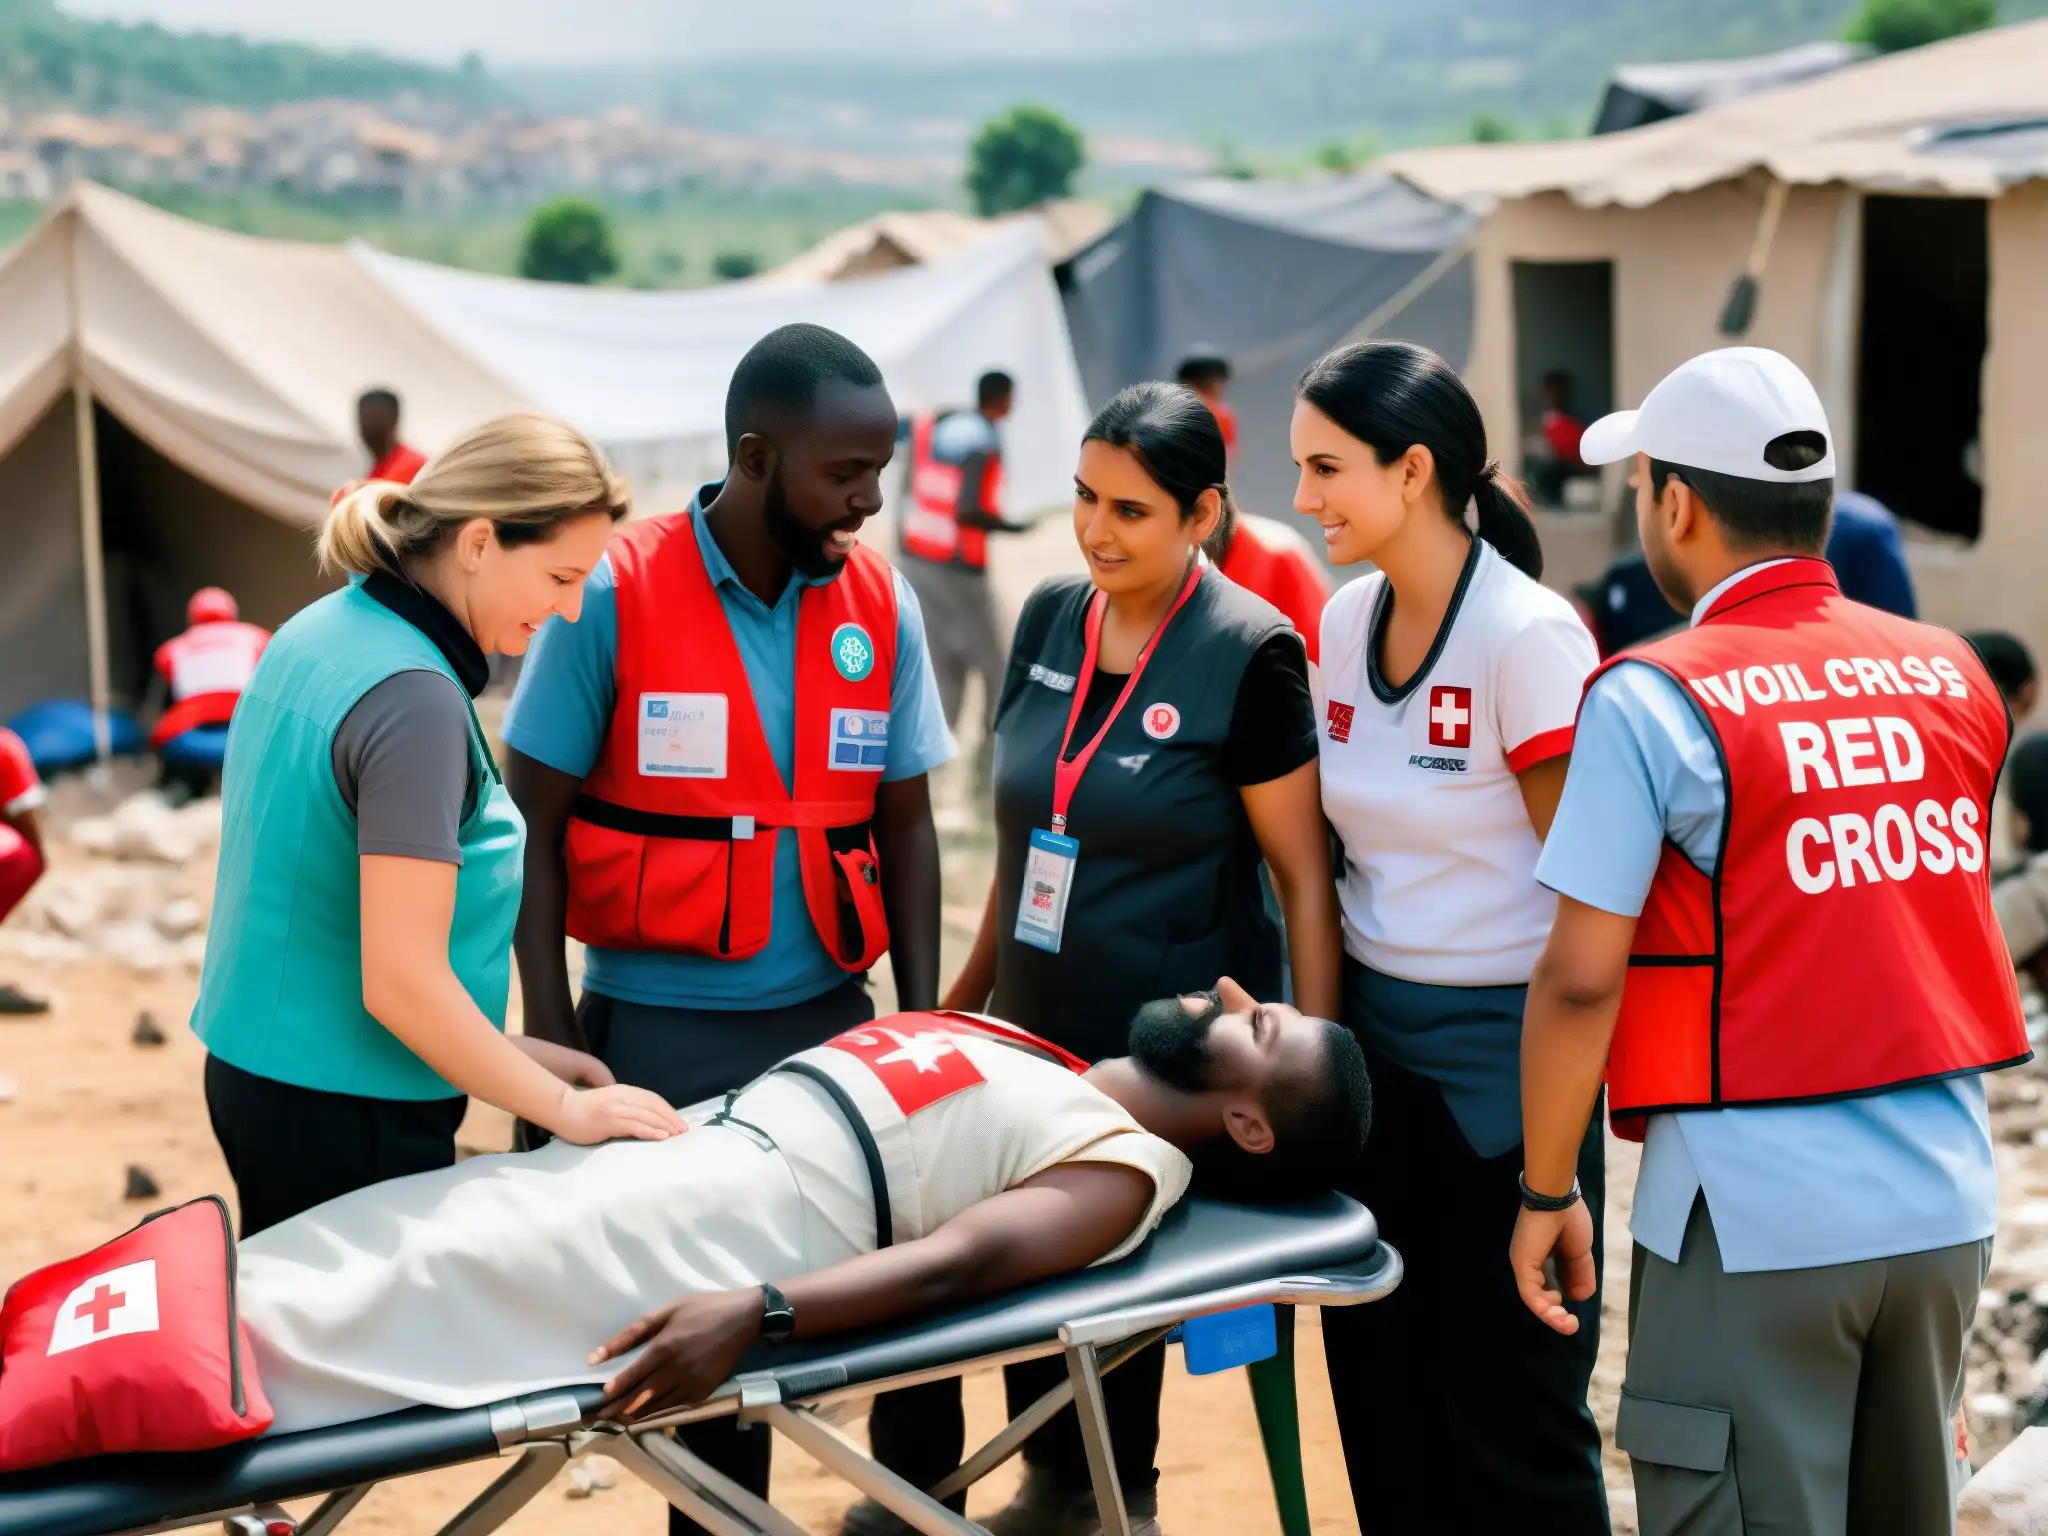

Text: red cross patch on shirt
xmin=827 ymin=1025 xmax=986 ymax=1115
xmin=1427 ymin=686 xmax=1473 ymax=750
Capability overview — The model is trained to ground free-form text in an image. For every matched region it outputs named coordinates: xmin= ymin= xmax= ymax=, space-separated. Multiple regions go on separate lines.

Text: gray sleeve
xmin=331 ymin=670 xmax=475 ymax=864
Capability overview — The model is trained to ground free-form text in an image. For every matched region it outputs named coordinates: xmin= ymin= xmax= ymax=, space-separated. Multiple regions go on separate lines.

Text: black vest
xmin=990 ymin=571 xmax=1288 ymax=1061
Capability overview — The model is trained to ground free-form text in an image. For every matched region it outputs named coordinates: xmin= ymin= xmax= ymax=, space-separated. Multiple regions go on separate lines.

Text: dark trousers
xmin=577 ymin=981 xmax=876 ymax=1536
xmin=202 ymin=1054 xmax=468 ymax=1238
xmin=1323 ymin=1051 xmax=1610 ymax=1535
xmin=866 ymin=1327 xmax=1167 ymax=1506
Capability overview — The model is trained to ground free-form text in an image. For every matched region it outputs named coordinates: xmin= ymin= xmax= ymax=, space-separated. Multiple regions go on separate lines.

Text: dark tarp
xmin=1592 ymin=40 xmax=1870 ymax=135
xmin=1058 ymin=171 xmax=1477 ymax=528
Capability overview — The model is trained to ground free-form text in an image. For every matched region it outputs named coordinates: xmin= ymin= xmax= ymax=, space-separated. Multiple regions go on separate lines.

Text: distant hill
xmin=515 ymin=0 xmax=2048 ymax=163
xmin=0 ymin=0 xmax=490 ymax=117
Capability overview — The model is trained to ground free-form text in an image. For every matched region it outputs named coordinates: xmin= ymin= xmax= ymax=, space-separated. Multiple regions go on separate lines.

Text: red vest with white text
xmin=902 ymin=413 xmax=1001 ymax=569
xmin=564 ymin=512 xmax=897 ymax=970
xmin=1592 ymin=559 xmax=2027 ymax=1140
xmin=149 ymin=622 xmax=269 ymax=748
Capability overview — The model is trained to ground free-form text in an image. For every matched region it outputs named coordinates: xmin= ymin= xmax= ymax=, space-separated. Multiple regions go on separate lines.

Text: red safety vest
xmin=1216 ymin=516 xmax=1329 ymax=665
xmin=149 ymin=622 xmax=270 ymax=748
xmin=1594 ymin=558 xmax=2027 ymax=1140
xmin=902 ymin=413 xmax=1001 ymax=570
xmin=564 ymin=511 xmax=897 ymax=970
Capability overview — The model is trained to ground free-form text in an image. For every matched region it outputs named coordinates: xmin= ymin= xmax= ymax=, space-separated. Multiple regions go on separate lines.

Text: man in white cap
xmin=1507 ymin=347 xmax=2027 ymax=1533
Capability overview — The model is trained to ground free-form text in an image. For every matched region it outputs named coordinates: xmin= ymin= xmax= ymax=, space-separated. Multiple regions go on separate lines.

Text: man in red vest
xmin=504 ymin=324 xmax=952 ymax=1535
xmin=150 ymin=587 xmax=270 ymax=801
xmin=1176 ymin=351 xmax=1237 ymax=459
xmin=900 ymin=370 xmax=1025 ymax=784
xmin=1512 ymin=348 xmax=2026 ymax=1535
xmin=357 ymin=387 xmax=427 ymax=486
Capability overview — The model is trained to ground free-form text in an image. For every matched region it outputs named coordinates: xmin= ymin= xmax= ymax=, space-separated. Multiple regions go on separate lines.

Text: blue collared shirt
xmin=1533 ymin=563 xmax=1997 ymax=1273
xmin=503 ymin=485 xmax=955 ymax=1011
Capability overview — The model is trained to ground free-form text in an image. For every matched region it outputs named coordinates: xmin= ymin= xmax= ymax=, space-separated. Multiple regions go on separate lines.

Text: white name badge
xmin=638 ymin=692 xmax=728 ymax=778
xmin=828 ymin=708 xmax=891 ymax=772
xmin=1014 ymin=828 xmax=1079 ymax=953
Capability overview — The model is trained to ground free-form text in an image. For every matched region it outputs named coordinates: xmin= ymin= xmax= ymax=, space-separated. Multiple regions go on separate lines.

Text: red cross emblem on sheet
xmin=827 ymin=1024 xmax=987 ymax=1114
xmin=1427 ymin=686 xmax=1473 ymax=750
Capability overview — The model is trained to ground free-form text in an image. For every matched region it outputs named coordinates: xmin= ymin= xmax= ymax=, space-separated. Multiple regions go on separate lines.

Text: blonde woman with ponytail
xmin=193 ymin=413 xmax=685 ymax=1239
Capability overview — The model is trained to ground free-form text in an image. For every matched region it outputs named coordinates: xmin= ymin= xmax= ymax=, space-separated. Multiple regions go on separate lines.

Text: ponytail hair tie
xmin=1478 ymin=459 xmax=1501 ymax=484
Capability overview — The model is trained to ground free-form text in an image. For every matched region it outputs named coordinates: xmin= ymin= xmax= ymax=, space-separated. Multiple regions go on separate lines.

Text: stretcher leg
xmin=605 ymin=1428 xmax=809 ymax=1536
xmin=929 ymin=1329 xmax=1172 ymax=1503
xmin=295 ymin=1485 xmax=371 ymax=1536
xmin=758 ymin=1404 xmax=984 ymax=1536
xmin=431 ymin=1444 xmax=567 ymax=1536
xmin=1246 ymin=1306 xmax=1311 ymax=1536
xmin=1063 ymin=1341 xmax=1132 ymax=1536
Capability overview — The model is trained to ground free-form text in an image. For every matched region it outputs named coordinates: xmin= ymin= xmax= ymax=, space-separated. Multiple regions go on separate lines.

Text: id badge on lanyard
xmin=1014 ymin=563 xmax=1203 ymax=954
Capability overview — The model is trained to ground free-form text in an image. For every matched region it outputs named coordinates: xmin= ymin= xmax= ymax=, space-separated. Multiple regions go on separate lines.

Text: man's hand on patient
xmin=591 ymin=1289 xmax=763 ymax=1421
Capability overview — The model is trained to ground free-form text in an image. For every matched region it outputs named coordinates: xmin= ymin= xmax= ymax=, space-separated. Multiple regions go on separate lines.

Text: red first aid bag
xmin=0 ymin=1194 xmax=272 ymax=1470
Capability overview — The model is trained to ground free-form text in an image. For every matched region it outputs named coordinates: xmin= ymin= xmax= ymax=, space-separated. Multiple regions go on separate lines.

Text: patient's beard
xmin=1127 ymin=991 xmax=1223 ymax=1093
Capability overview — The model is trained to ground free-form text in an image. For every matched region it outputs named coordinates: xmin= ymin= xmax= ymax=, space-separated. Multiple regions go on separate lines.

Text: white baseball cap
xmin=1580 ymin=347 xmax=1836 ymax=483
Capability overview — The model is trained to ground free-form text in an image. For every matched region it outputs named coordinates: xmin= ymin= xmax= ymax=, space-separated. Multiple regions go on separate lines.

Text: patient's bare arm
xmin=591 ymin=1161 xmax=1153 ymax=1421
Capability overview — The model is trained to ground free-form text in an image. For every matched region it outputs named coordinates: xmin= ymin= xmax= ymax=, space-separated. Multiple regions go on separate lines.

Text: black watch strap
xmin=1518 ymin=1173 xmax=1582 ymax=1213
xmin=759 ymin=1282 xmax=797 ymax=1345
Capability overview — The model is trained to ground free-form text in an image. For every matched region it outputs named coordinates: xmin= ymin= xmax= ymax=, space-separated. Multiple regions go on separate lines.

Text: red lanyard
xmin=1051 ymin=561 xmax=1203 ymax=834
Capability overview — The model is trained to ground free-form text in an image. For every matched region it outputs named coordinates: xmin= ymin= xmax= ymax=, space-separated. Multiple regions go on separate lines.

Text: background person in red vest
xmin=1176 ymin=350 xmax=1237 ymax=458
xmin=1206 ymin=500 xmax=1329 ymax=666
xmin=503 ymin=324 xmax=953 ymax=1535
xmin=0 ymin=726 xmax=49 ymax=1015
xmin=150 ymin=587 xmax=270 ymax=801
xmin=359 ymin=387 xmax=427 ymax=485
xmin=1175 ymin=349 xmax=1329 ymax=661
xmin=1513 ymin=349 xmax=2026 ymax=1536
xmin=900 ymin=370 xmax=1025 ymax=788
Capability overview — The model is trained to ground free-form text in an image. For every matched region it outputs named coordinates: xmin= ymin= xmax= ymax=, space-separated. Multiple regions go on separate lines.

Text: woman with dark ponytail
xmin=1295 ymin=340 xmax=1609 ymax=1532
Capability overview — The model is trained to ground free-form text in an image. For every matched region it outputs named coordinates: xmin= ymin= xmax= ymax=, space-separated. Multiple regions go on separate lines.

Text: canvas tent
xmin=1059 ymin=172 xmax=1478 ymax=527
xmin=1380 ymin=17 xmax=2048 ymax=653
xmin=0 ymin=184 xmax=524 ymax=727
xmin=1591 ymin=41 xmax=1869 ymax=135
xmin=355 ymin=219 xmax=1089 ymax=519
xmin=0 ymin=185 xmax=1089 ymax=736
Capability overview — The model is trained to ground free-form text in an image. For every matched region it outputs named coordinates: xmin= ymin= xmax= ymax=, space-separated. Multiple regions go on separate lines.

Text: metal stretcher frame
xmin=0 ymin=1195 xmax=1401 ymax=1536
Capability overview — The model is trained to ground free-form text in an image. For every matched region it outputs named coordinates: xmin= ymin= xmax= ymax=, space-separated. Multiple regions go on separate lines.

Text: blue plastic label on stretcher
xmin=1178 ymin=1304 xmax=1278 ymax=1376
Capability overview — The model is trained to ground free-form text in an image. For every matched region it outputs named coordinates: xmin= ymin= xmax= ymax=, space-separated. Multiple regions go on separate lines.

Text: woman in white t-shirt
xmin=1293 ymin=341 xmax=1605 ymax=1534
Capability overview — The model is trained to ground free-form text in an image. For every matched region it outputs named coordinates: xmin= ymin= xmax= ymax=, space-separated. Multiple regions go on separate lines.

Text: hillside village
xmin=0 ymin=99 xmax=954 ymax=207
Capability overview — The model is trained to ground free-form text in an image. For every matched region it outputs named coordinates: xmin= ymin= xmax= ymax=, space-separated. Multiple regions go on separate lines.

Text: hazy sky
xmin=55 ymin=0 xmax=1359 ymax=65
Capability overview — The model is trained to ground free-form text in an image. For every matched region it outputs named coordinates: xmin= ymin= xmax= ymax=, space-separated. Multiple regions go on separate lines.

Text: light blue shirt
xmin=503 ymin=486 xmax=956 ymax=1011
xmin=1534 ymin=565 xmax=1997 ymax=1274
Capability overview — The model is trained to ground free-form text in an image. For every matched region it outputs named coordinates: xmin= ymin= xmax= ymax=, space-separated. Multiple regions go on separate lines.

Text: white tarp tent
xmin=354 ymin=220 xmax=1090 ymax=518
xmin=0 ymin=186 xmax=1089 ymax=736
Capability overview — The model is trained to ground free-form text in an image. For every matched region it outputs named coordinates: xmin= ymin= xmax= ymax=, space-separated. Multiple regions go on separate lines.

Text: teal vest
xmin=191 ymin=584 xmax=525 ymax=1101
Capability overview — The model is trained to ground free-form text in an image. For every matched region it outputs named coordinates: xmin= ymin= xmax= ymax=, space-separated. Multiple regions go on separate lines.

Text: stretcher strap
xmin=772 ymin=1062 xmax=894 ymax=1249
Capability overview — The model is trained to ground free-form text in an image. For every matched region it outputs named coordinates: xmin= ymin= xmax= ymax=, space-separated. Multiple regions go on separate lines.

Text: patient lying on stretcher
xmin=239 ymin=981 xmax=1369 ymax=1434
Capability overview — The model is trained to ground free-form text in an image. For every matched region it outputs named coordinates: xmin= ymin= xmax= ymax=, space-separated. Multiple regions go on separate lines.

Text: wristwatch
xmin=759 ymin=1283 xmax=797 ymax=1345
xmin=1518 ymin=1173 xmax=1582 ymax=1213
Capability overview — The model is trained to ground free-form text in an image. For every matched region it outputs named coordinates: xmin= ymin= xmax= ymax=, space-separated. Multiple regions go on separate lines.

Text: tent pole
xmin=63 ymin=193 xmax=113 ymax=768
xmin=72 ymin=378 xmax=112 ymax=766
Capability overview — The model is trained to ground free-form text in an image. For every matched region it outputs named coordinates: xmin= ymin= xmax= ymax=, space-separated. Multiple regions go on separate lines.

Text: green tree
xmin=711 ymin=249 xmax=761 ymax=282
xmin=1317 ymin=140 xmax=1357 ymax=172
xmin=517 ymin=197 xmax=619 ymax=285
xmin=1845 ymin=0 xmax=1996 ymax=52
xmin=1470 ymin=112 xmax=1516 ymax=143
xmin=965 ymin=105 xmax=1085 ymax=217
